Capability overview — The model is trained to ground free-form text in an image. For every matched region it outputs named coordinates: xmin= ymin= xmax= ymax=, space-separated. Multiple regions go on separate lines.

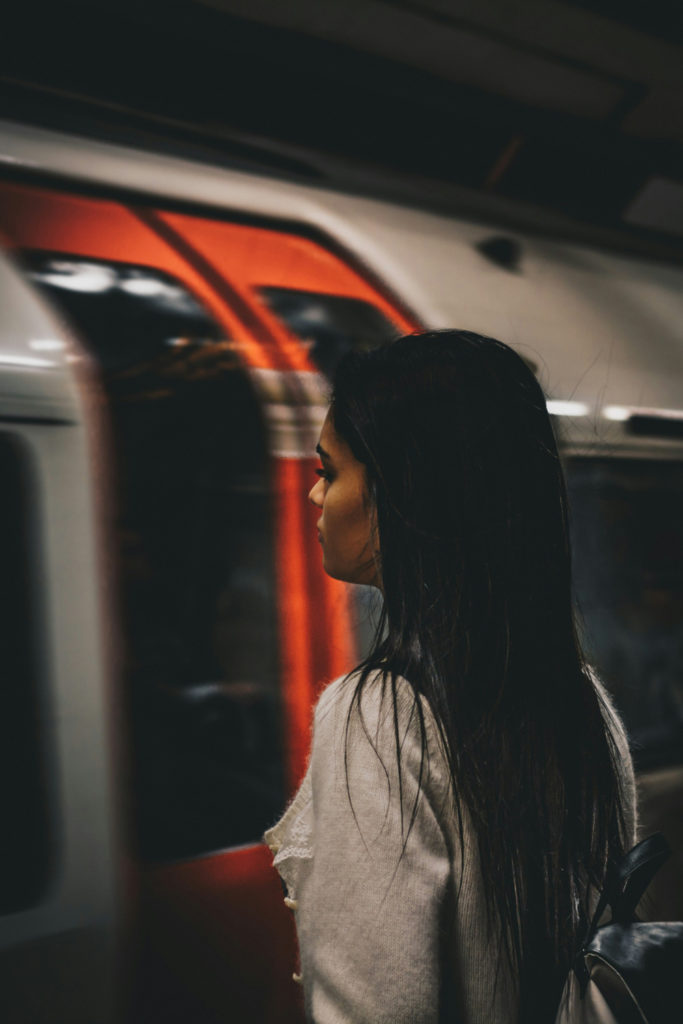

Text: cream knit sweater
xmin=264 ymin=669 xmax=637 ymax=1024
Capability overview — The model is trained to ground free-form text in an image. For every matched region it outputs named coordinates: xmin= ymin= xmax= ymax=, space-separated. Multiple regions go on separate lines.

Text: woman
xmin=264 ymin=331 xmax=637 ymax=1023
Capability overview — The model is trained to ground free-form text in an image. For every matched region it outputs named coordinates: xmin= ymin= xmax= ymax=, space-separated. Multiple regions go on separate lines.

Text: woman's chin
xmin=321 ymin=558 xmax=380 ymax=590
xmin=320 ymin=555 xmax=353 ymax=584
xmin=321 ymin=557 xmax=343 ymax=582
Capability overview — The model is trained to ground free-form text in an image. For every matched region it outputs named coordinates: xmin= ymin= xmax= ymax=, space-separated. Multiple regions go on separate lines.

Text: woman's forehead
xmin=318 ymin=410 xmax=338 ymax=452
xmin=318 ymin=411 xmax=354 ymax=463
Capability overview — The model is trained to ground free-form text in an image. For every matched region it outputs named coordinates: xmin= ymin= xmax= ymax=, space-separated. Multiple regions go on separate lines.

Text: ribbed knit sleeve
xmin=296 ymin=670 xmax=454 ymax=1024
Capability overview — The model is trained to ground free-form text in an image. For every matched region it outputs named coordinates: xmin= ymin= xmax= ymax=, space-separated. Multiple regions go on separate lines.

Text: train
xmin=1 ymin=116 xmax=682 ymax=1023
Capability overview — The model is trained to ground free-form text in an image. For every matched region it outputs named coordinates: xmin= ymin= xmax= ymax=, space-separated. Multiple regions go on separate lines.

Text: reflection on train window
xmin=258 ymin=286 xmax=397 ymax=378
xmin=567 ymin=458 xmax=683 ymax=770
xmin=0 ymin=434 xmax=52 ymax=910
xmin=26 ymin=254 xmax=284 ymax=861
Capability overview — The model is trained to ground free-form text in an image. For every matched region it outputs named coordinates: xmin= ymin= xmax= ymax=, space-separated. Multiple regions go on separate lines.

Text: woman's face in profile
xmin=308 ymin=410 xmax=379 ymax=588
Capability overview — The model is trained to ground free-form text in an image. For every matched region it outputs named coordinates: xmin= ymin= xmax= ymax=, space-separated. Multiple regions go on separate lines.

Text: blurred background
xmin=1 ymin=2 xmax=682 ymax=1022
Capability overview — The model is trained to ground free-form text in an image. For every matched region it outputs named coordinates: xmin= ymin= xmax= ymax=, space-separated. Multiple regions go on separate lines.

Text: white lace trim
xmin=274 ymin=789 xmax=313 ymax=863
xmin=263 ymin=765 xmax=313 ymax=899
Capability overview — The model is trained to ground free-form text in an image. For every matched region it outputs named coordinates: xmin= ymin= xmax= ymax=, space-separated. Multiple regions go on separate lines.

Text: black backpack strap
xmin=585 ymin=833 xmax=671 ymax=944
xmin=614 ymin=832 xmax=671 ymax=923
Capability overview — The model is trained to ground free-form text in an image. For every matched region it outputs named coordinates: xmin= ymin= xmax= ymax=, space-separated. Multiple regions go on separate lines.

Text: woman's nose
xmin=309 ymin=478 xmax=323 ymax=507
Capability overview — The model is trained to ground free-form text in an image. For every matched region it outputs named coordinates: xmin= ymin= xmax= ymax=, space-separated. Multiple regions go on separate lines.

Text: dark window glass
xmin=566 ymin=457 xmax=683 ymax=770
xmin=0 ymin=434 xmax=52 ymax=910
xmin=26 ymin=254 xmax=283 ymax=861
xmin=258 ymin=286 xmax=397 ymax=379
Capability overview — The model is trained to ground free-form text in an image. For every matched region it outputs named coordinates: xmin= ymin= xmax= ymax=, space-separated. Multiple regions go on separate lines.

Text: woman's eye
xmin=315 ymin=467 xmax=332 ymax=482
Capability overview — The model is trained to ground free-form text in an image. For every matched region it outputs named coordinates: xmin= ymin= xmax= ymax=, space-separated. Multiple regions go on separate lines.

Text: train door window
xmin=25 ymin=254 xmax=283 ymax=861
xmin=0 ymin=434 xmax=52 ymax=911
xmin=566 ymin=457 xmax=683 ymax=770
xmin=258 ymin=287 xmax=398 ymax=379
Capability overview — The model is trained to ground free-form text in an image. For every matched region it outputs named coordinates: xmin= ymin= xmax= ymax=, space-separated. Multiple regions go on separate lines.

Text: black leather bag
xmin=555 ymin=833 xmax=683 ymax=1024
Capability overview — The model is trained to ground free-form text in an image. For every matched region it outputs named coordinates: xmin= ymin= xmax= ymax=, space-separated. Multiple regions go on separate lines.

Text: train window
xmin=25 ymin=254 xmax=284 ymax=861
xmin=566 ymin=457 xmax=683 ymax=770
xmin=0 ymin=434 xmax=52 ymax=911
xmin=258 ymin=286 xmax=397 ymax=379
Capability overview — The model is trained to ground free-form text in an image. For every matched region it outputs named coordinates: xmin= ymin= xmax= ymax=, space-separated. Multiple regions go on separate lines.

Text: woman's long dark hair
xmin=330 ymin=330 xmax=628 ymax=1020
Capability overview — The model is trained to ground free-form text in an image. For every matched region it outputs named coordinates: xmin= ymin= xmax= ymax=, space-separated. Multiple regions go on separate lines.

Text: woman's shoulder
xmin=314 ymin=666 xmax=434 ymax=733
xmin=312 ymin=667 xmax=451 ymax=794
xmin=585 ymin=665 xmax=631 ymax=758
xmin=586 ymin=665 xmax=638 ymax=844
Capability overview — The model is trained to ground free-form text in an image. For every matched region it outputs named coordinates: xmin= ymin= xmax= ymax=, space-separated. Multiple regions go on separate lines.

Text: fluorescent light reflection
xmin=603 ymin=405 xmax=683 ymax=422
xmin=37 ymin=263 xmax=116 ymax=294
xmin=603 ymin=406 xmax=630 ymax=421
xmin=0 ymin=354 xmax=56 ymax=368
xmin=546 ymin=400 xmax=589 ymax=417
xmin=30 ymin=339 xmax=66 ymax=352
xmin=120 ymin=277 xmax=169 ymax=297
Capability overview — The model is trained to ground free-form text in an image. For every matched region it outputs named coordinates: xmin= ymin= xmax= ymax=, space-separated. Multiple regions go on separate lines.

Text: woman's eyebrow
xmin=316 ymin=443 xmax=332 ymax=461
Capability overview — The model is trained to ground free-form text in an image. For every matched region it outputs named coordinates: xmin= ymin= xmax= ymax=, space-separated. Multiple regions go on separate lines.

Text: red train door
xmin=0 ymin=179 xmax=419 ymax=1023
